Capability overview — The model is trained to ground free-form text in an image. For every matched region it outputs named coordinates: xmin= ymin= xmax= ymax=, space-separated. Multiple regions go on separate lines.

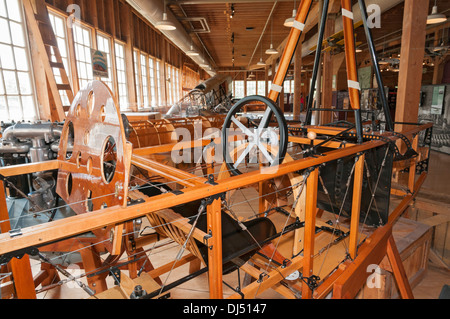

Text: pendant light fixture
xmin=257 ymin=43 xmax=266 ymax=66
xmin=427 ymin=0 xmax=447 ymax=24
xmin=186 ymin=41 xmax=199 ymax=56
xmin=266 ymin=17 xmax=278 ymax=55
xmin=284 ymin=1 xmax=297 ymax=27
xmin=155 ymin=1 xmax=176 ymax=31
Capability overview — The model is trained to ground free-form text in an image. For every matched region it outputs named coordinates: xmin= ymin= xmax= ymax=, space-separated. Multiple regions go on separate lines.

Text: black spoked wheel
xmin=222 ymin=95 xmax=289 ymax=176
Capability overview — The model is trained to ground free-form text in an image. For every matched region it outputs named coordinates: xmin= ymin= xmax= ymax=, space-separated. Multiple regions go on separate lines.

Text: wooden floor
xmin=33 ymin=150 xmax=450 ymax=300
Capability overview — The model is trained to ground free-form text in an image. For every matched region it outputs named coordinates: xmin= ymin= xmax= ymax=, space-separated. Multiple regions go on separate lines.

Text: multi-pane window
xmin=133 ymin=50 xmax=141 ymax=108
xmin=96 ymin=34 xmax=114 ymax=92
xmin=247 ymin=80 xmax=256 ymax=96
xmin=73 ymin=24 xmax=93 ymax=89
xmin=0 ymin=0 xmax=38 ymax=122
xmin=149 ymin=57 xmax=157 ymax=108
xmin=174 ymin=67 xmax=180 ymax=102
xmin=156 ymin=60 xmax=162 ymax=107
xmin=115 ymin=41 xmax=128 ymax=111
xmin=166 ymin=64 xmax=173 ymax=105
xmin=284 ymin=80 xmax=293 ymax=94
xmin=48 ymin=12 xmax=71 ymax=106
xmin=140 ymin=53 xmax=149 ymax=108
xmin=233 ymin=81 xmax=244 ymax=99
xmin=257 ymin=81 xmax=266 ymax=96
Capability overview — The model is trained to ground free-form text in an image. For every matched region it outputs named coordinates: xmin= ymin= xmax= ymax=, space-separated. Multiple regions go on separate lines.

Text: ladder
xmin=23 ymin=0 xmax=74 ymax=122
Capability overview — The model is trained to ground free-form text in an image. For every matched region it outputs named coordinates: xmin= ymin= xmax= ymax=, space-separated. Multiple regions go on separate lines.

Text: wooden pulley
xmin=56 ymin=81 xmax=133 ymax=216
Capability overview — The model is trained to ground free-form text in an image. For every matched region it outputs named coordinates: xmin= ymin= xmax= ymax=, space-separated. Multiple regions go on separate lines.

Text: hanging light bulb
xmin=427 ymin=1 xmax=447 ymax=24
xmin=257 ymin=58 xmax=266 ymax=66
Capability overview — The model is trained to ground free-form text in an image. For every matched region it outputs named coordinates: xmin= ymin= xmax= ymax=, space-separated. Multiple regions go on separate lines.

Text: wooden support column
xmin=207 ymin=198 xmax=223 ymax=299
xmin=302 ymin=167 xmax=319 ymax=299
xmin=395 ymin=0 xmax=430 ymax=133
xmin=349 ymin=153 xmax=365 ymax=260
xmin=320 ymin=14 xmax=336 ymax=125
xmin=293 ymin=35 xmax=304 ymax=121
xmin=121 ymin=4 xmax=137 ymax=111
xmin=0 ymin=181 xmax=36 ymax=299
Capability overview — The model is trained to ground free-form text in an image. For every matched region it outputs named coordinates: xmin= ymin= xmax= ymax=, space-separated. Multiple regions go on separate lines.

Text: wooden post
xmin=0 ymin=181 xmax=36 ymax=299
xmin=268 ymin=0 xmax=314 ymax=103
xmin=349 ymin=153 xmax=365 ymax=260
xmin=302 ymin=167 xmax=319 ymax=299
xmin=293 ymin=35 xmax=304 ymax=121
xmin=121 ymin=4 xmax=137 ymax=111
xmin=320 ymin=15 xmax=336 ymax=125
xmin=395 ymin=0 xmax=430 ymax=133
xmin=207 ymin=198 xmax=223 ymax=299
xmin=386 ymin=235 xmax=414 ymax=299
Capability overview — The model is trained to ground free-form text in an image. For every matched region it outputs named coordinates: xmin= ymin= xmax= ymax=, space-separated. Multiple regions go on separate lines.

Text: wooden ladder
xmin=23 ymin=0 xmax=73 ymax=122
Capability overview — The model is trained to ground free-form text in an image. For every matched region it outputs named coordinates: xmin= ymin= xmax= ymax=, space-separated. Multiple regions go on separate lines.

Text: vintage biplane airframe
xmin=0 ymin=0 xmax=434 ymax=300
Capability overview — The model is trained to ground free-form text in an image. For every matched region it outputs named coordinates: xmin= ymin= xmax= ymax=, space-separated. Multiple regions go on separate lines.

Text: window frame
xmin=0 ymin=0 xmax=39 ymax=122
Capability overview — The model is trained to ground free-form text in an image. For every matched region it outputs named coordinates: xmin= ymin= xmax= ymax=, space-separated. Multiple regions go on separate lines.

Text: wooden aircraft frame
xmin=0 ymin=0 xmax=433 ymax=300
xmin=0 ymin=120 xmax=432 ymax=299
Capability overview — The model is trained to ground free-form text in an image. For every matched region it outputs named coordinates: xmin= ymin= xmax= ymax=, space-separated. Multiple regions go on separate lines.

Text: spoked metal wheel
xmin=222 ymin=95 xmax=289 ymax=176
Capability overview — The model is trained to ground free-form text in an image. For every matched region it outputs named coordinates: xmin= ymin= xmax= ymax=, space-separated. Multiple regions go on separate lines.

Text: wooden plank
xmin=131 ymin=154 xmax=207 ymax=187
xmin=207 ymin=198 xmax=223 ymax=299
xmin=386 ymin=235 xmax=414 ymax=299
xmin=349 ymin=154 xmax=365 ymax=259
xmin=302 ymin=167 xmax=319 ymax=299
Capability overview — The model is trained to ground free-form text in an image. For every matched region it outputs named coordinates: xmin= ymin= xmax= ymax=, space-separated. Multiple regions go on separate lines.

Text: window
xmin=133 ymin=50 xmax=141 ymax=108
xmin=96 ymin=34 xmax=114 ymax=92
xmin=140 ymin=53 xmax=149 ymax=108
xmin=0 ymin=0 xmax=38 ymax=122
xmin=115 ymin=41 xmax=128 ymax=111
xmin=48 ymin=11 xmax=71 ymax=106
xmin=149 ymin=57 xmax=157 ymax=108
xmin=233 ymin=81 xmax=244 ymax=99
xmin=73 ymin=24 xmax=93 ymax=89
xmin=257 ymin=81 xmax=266 ymax=96
xmin=284 ymin=80 xmax=293 ymax=94
xmin=166 ymin=64 xmax=172 ymax=105
xmin=174 ymin=67 xmax=180 ymax=102
xmin=155 ymin=59 xmax=162 ymax=107
xmin=247 ymin=80 xmax=256 ymax=96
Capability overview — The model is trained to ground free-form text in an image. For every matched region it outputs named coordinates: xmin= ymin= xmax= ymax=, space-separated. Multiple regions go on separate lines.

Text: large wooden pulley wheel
xmin=222 ymin=95 xmax=288 ymax=176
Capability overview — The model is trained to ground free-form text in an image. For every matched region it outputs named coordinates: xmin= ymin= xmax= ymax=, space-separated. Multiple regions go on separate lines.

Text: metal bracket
xmin=110 ymin=268 xmax=121 ymax=286
xmin=127 ymin=198 xmax=145 ymax=206
xmin=9 ymin=228 xmax=23 ymax=238
xmin=0 ymin=246 xmax=39 ymax=264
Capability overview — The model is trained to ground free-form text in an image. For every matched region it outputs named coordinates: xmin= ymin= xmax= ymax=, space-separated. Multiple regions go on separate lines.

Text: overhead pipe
xmin=126 ymin=0 xmax=216 ymax=76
